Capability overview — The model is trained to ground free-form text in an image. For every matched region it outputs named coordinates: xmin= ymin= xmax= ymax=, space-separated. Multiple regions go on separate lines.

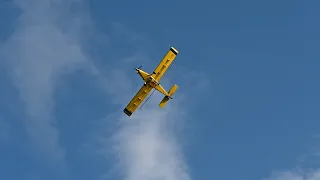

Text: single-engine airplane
xmin=123 ymin=47 xmax=179 ymax=117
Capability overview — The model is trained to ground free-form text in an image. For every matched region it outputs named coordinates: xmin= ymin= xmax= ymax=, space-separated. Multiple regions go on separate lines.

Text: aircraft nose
xmin=135 ymin=66 xmax=142 ymax=73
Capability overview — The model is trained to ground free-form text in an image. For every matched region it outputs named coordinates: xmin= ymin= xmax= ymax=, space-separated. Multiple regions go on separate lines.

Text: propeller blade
xmin=135 ymin=65 xmax=142 ymax=73
xmin=135 ymin=65 xmax=142 ymax=71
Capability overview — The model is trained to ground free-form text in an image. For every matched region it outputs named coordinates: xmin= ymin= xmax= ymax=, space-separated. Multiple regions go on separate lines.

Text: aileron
xmin=123 ymin=84 xmax=153 ymax=116
xmin=152 ymin=47 xmax=179 ymax=81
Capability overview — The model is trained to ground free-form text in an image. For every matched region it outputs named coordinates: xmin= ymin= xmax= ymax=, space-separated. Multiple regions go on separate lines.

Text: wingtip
xmin=170 ymin=47 xmax=179 ymax=55
xmin=123 ymin=108 xmax=132 ymax=117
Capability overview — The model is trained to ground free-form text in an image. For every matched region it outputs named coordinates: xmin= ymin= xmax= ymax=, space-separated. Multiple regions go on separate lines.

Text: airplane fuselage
xmin=136 ymin=69 xmax=170 ymax=97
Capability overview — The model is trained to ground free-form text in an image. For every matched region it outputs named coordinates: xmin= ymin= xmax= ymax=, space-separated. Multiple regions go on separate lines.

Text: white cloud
xmin=264 ymin=168 xmax=320 ymax=180
xmin=96 ymin=60 xmax=192 ymax=180
xmin=108 ymin=100 xmax=191 ymax=180
xmin=1 ymin=2 xmax=194 ymax=180
xmin=0 ymin=0 xmax=90 ymax=167
xmin=264 ymin=138 xmax=320 ymax=180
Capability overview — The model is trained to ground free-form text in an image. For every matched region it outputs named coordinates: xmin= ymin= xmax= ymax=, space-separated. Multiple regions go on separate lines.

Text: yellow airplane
xmin=123 ymin=47 xmax=179 ymax=117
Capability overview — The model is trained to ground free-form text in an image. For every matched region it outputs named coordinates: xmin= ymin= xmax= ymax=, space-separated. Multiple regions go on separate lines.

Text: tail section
xmin=159 ymin=84 xmax=178 ymax=108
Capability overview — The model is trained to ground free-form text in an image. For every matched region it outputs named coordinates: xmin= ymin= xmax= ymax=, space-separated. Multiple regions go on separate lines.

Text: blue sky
xmin=0 ymin=0 xmax=320 ymax=180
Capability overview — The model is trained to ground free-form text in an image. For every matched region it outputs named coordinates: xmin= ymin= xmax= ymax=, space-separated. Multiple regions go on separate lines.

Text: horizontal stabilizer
xmin=159 ymin=96 xmax=170 ymax=108
xmin=168 ymin=84 xmax=178 ymax=96
xmin=159 ymin=84 xmax=178 ymax=108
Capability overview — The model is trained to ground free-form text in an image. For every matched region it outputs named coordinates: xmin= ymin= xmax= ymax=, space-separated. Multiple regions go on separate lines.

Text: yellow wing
xmin=151 ymin=47 xmax=179 ymax=81
xmin=123 ymin=84 xmax=153 ymax=116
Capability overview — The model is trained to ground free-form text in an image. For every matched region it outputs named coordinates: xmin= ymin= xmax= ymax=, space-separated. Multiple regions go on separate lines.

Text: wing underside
xmin=151 ymin=47 xmax=178 ymax=81
xmin=123 ymin=84 xmax=153 ymax=116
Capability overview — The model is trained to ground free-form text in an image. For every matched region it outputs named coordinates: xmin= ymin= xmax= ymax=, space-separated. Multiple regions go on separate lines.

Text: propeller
xmin=135 ymin=65 xmax=142 ymax=73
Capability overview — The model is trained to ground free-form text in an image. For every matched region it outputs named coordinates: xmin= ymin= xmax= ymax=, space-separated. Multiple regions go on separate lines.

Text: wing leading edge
xmin=151 ymin=47 xmax=179 ymax=82
xmin=123 ymin=84 xmax=153 ymax=117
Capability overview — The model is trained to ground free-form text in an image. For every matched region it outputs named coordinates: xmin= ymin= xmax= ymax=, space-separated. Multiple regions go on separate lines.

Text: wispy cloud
xmin=264 ymin=168 xmax=320 ymax=180
xmin=1 ymin=1 xmax=194 ymax=180
xmin=0 ymin=0 xmax=90 ymax=168
xmin=105 ymin=98 xmax=191 ymax=180
xmin=264 ymin=137 xmax=320 ymax=180
xmin=96 ymin=55 xmax=192 ymax=180
xmin=115 ymin=109 xmax=191 ymax=180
